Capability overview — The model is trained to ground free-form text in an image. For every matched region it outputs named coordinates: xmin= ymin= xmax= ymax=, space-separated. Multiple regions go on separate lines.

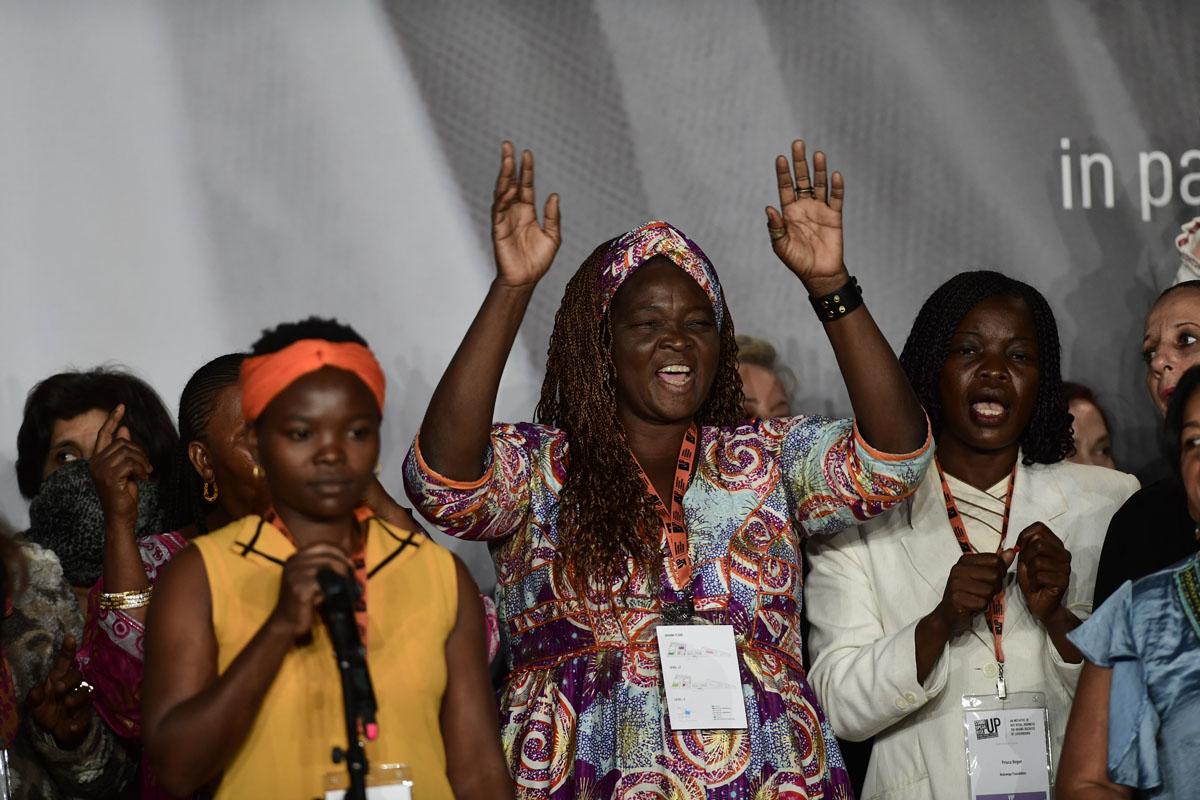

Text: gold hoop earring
xmin=252 ymin=464 xmax=264 ymax=480
xmin=202 ymin=480 xmax=219 ymax=503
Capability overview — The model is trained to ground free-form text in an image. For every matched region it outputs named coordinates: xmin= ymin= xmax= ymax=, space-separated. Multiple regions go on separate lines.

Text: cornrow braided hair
xmin=536 ymin=241 xmax=744 ymax=586
xmin=898 ymin=270 xmax=1072 ymax=465
xmin=164 ymin=353 xmax=246 ymax=534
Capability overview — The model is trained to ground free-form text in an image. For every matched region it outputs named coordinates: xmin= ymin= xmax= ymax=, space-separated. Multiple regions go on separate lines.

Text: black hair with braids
xmin=898 ymin=270 xmax=1072 ymax=465
xmin=250 ymin=316 xmax=368 ymax=356
xmin=535 ymin=241 xmax=744 ymax=586
xmin=162 ymin=353 xmax=246 ymax=534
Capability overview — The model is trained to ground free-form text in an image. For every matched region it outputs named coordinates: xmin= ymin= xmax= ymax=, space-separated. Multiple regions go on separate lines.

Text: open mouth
xmin=656 ymin=364 xmax=693 ymax=387
xmin=968 ymin=396 xmax=1010 ymax=427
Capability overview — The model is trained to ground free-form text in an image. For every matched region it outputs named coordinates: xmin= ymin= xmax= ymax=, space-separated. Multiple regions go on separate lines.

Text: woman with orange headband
xmin=140 ymin=318 xmax=511 ymax=800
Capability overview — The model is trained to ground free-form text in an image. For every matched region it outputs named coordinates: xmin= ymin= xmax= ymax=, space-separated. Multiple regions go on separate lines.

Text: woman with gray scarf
xmin=5 ymin=367 xmax=179 ymax=798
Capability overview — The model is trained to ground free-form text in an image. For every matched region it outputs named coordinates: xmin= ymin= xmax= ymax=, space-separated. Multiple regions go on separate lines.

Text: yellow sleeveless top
xmin=192 ymin=515 xmax=457 ymax=800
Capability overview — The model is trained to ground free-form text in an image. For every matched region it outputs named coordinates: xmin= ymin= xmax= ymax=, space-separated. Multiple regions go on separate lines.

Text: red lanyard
xmin=265 ymin=507 xmax=371 ymax=646
xmin=935 ymin=459 xmax=1017 ymax=698
xmin=632 ymin=424 xmax=699 ymax=593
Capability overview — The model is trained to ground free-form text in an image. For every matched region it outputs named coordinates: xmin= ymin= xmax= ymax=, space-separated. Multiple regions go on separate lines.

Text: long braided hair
xmin=535 ymin=241 xmax=744 ymax=586
xmin=898 ymin=270 xmax=1072 ymax=465
xmin=163 ymin=353 xmax=246 ymax=534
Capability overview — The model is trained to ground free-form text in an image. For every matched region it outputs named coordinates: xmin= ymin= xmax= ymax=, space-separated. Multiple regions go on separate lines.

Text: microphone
xmin=317 ymin=567 xmax=379 ymax=741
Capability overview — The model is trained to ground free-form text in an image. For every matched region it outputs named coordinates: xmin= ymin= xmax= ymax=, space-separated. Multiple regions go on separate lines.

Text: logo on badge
xmin=974 ymin=717 xmax=1001 ymax=740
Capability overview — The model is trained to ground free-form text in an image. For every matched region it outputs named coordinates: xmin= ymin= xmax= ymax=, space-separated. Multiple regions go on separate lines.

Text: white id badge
xmin=656 ymin=624 xmax=747 ymax=730
xmin=323 ymin=763 xmax=413 ymax=800
xmin=961 ymin=692 xmax=1052 ymax=800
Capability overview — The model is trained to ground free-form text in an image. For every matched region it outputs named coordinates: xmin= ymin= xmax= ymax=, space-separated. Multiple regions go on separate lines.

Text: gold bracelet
xmin=99 ymin=587 xmax=153 ymax=610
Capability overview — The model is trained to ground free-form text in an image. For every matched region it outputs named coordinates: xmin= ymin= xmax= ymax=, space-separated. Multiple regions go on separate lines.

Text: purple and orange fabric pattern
xmin=596 ymin=220 xmax=725 ymax=330
xmin=405 ymin=417 xmax=930 ymax=799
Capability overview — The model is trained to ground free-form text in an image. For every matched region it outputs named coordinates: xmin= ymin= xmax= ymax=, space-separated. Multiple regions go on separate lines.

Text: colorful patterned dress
xmin=404 ymin=415 xmax=931 ymax=799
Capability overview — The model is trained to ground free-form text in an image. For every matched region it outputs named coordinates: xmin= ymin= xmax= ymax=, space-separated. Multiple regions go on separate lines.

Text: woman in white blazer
xmin=806 ymin=271 xmax=1138 ymax=800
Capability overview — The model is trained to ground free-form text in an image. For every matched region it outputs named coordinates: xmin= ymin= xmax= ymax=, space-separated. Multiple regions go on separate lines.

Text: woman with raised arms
xmin=403 ymin=140 xmax=932 ymax=798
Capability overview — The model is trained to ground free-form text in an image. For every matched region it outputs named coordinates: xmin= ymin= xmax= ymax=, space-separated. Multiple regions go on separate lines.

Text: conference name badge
xmin=656 ymin=624 xmax=748 ymax=730
xmin=323 ymin=763 xmax=412 ymax=800
xmin=961 ymin=692 xmax=1052 ymax=800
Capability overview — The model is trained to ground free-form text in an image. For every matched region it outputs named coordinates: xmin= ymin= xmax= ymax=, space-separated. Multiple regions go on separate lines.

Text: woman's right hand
xmin=933 ymin=550 xmax=1015 ymax=635
xmin=491 ymin=141 xmax=561 ymax=289
xmin=89 ymin=404 xmax=152 ymax=534
xmin=268 ymin=544 xmax=354 ymax=639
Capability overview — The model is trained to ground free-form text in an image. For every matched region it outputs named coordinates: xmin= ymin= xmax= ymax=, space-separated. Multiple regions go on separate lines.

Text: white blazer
xmin=805 ymin=459 xmax=1138 ymax=800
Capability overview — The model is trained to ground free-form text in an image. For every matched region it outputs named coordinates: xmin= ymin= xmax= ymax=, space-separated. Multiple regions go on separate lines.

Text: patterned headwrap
xmin=597 ymin=221 xmax=725 ymax=329
xmin=240 ymin=339 xmax=386 ymax=423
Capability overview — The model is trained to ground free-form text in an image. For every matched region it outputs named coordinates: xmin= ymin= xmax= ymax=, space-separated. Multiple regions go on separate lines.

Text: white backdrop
xmin=0 ymin=1 xmax=545 ymax=586
xmin=2 ymin=2 xmax=1199 ymax=593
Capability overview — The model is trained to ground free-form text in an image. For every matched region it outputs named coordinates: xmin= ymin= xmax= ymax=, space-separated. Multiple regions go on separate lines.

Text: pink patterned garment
xmin=596 ymin=221 xmax=724 ymax=328
xmin=78 ymin=531 xmax=188 ymax=740
xmin=77 ymin=531 xmax=188 ymax=800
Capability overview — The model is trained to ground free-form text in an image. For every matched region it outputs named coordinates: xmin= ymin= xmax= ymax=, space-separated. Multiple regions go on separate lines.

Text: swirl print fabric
xmin=404 ymin=415 xmax=931 ymax=799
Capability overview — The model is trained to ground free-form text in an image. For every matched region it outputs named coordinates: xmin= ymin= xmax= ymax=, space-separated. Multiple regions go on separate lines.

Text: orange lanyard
xmin=265 ymin=507 xmax=371 ymax=647
xmin=935 ymin=459 xmax=1017 ymax=698
xmin=632 ymin=424 xmax=699 ymax=595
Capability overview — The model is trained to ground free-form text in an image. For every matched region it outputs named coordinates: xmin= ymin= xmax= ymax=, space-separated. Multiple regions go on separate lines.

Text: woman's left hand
xmin=27 ymin=635 xmax=94 ymax=749
xmin=765 ymin=139 xmax=848 ymax=295
xmin=1014 ymin=522 xmax=1072 ymax=622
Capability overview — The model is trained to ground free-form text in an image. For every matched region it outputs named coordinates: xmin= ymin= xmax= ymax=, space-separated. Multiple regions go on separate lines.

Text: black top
xmin=1093 ymin=477 xmax=1198 ymax=606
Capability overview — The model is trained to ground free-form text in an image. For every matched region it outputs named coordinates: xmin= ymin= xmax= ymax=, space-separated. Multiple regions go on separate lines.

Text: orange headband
xmin=240 ymin=339 xmax=386 ymax=423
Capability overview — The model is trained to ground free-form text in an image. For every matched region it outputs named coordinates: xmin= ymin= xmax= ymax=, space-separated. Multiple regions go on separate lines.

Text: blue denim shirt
xmin=1069 ymin=554 xmax=1200 ymax=798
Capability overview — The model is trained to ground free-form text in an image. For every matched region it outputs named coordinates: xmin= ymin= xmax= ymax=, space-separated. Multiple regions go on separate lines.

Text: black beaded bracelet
xmin=809 ymin=276 xmax=863 ymax=322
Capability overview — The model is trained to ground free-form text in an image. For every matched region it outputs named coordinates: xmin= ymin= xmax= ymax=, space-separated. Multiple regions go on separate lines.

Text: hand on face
xmin=764 ymin=139 xmax=847 ymax=295
xmin=42 ymin=408 xmax=110 ymax=482
xmin=88 ymin=404 xmax=152 ymax=533
xmin=609 ymin=259 xmax=720 ymax=430
xmin=26 ymin=635 xmax=94 ymax=749
xmin=1014 ymin=522 xmax=1071 ymax=622
xmin=935 ymin=550 xmax=1015 ymax=636
xmin=269 ymin=543 xmax=355 ymax=640
xmin=491 ymin=141 xmax=561 ymax=289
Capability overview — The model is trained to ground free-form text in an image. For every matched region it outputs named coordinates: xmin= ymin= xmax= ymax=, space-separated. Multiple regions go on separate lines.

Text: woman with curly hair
xmin=403 ymin=140 xmax=932 ymax=798
xmin=806 ymin=271 xmax=1140 ymax=799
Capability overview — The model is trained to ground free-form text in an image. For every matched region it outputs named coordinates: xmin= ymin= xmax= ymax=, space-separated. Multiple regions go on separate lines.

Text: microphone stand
xmin=320 ymin=570 xmax=378 ymax=800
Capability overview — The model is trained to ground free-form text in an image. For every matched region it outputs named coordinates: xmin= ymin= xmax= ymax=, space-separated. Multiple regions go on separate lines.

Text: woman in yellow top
xmin=141 ymin=318 xmax=512 ymax=799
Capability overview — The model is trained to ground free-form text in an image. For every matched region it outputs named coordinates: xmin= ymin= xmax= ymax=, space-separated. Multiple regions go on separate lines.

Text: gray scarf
xmin=26 ymin=460 xmax=167 ymax=587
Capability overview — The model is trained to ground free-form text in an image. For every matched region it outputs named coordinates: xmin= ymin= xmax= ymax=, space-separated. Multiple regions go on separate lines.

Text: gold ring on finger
xmin=768 ymin=227 xmax=786 ymax=241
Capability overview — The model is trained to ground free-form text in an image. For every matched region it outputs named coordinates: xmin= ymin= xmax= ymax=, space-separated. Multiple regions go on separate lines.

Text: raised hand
xmin=765 ymin=140 xmax=848 ymax=294
xmin=268 ymin=543 xmax=355 ymax=640
xmin=27 ymin=635 xmax=94 ymax=749
xmin=492 ymin=141 xmax=561 ymax=289
xmin=89 ymin=404 xmax=152 ymax=533
xmin=1014 ymin=522 xmax=1071 ymax=622
xmin=933 ymin=550 xmax=1015 ymax=636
